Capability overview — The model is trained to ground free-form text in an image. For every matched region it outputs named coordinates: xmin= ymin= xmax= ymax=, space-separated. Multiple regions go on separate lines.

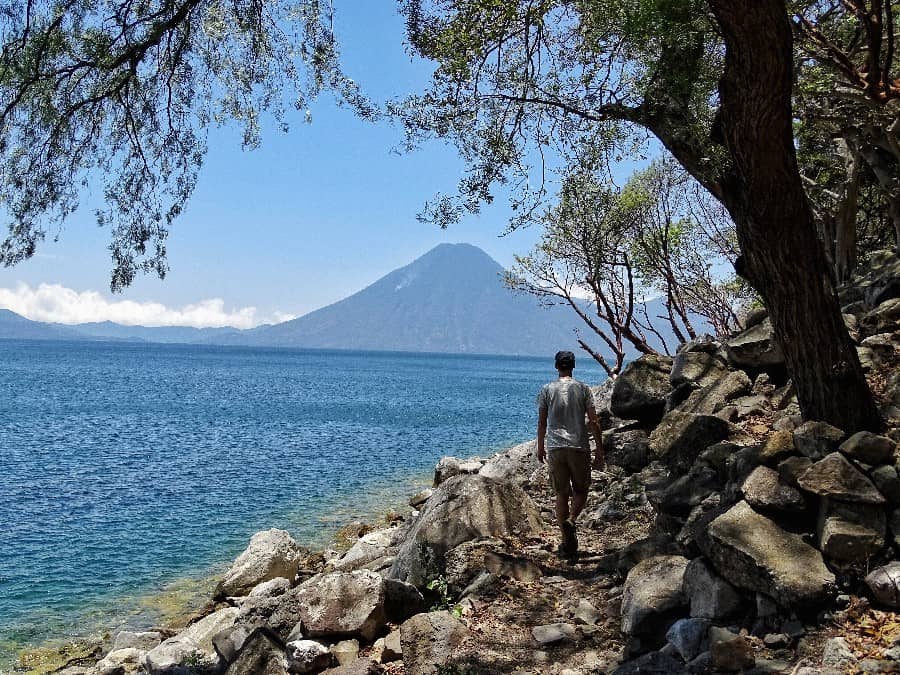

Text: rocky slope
xmin=42 ymin=250 xmax=900 ymax=675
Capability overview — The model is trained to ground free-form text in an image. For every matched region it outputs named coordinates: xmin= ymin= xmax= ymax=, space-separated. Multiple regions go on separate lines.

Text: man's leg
xmin=570 ymin=491 xmax=588 ymax=521
xmin=549 ymin=449 xmax=577 ymax=554
xmin=555 ymin=494 xmax=571 ymax=529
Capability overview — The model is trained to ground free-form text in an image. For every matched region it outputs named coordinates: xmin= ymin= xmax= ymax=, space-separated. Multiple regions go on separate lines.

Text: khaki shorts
xmin=547 ymin=447 xmax=591 ymax=497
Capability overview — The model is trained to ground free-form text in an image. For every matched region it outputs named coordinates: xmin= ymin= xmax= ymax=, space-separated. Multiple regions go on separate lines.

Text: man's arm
xmin=537 ymin=407 xmax=548 ymax=464
xmin=586 ymin=404 xmax=604 ymax=469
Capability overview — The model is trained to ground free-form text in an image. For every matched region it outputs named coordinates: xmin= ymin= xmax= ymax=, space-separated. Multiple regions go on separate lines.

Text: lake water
xmin=0 ymin=339 xmax=606 ymax=667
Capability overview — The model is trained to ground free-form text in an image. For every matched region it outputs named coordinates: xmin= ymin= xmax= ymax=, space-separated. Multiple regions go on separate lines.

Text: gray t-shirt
xmin=536 ymin=378 xmax=594 ymax=451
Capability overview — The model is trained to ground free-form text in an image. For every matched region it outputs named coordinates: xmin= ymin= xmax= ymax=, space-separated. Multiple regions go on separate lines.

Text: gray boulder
xmin=611 ymin=354 xmax=674 ymax=424
xmin=699 ymin=501 xmax=834 ymax=607
xmin=724 ymin=318 xmax=784 ymax=369
xmin=818 ymin=499 xmax=885 ymax=565
xmin=793 ymin=422 xmax=845 ymax=461
xmin=216 ymin=529 xmax=306 ymax=599
xmin=861 ymin=297 xmax=900 ymax=333
xmin=621 ymin=555 xmax=690 ymax=636
xmin=222 ymin=628 xmax=287 ymax=675
xmin=872 ymin=465 xmax=900 ymax=504
xmin=248 ymin=577 xmax=293 ymax=599
xmin=389 ymin=475 xmax=543 ymax=587
xmin=758 ymin=430 xmax=797 ymax=466
xmin=778 ymin=456 xmax=813 ymax=487
xmin=399 ymin=611 xmax=470 ymax=675
xmin=292 ymin=570 xmax=424 ymax=642
xmin=675 ymin=370 xmax=752 ymax=416
xmin=741 ymin=466 xmax=806 ymax=515
xmin=595 ymin=535 xmax=682 ymax=576
xmin=797 ymin=452 xmax=886 ymax=504
xmin=653 ymin=467 xmax=720 ymax=517
xmin=144 ymin=607 xmax=240 ymax=675
xmin=840 ymin=432 xmax=897 ymax=465
xmin=478 ymin=439 xmax=537 ymax=484
xmin=676 ymin=494 xmax=728 ymax=555
xmin=666 ymin=618 xmax=710 ymax=662
xmin=330 ymin=527 xmax=402 ymax=573
xmin=285 ymin=639 xmax=332 ymax=674
xmin=531 ymin=623 xmax=577 ymax=645
xmin=648 ymin=412 xmax=731 ymax=473
xmin=433 ymin=456 xmax=482 ymax=486
xmin=605 ymin=429 xmax=653 ymax=474
xmin=670 ymin=351 xmax=729 ymax=389
xmin=682 ymin=558 xmax=742 ymax=620
xmin=866 ymin=562 xmax=900 ymax=608
xmin=611 ymin=651 xmax=689 ymax=675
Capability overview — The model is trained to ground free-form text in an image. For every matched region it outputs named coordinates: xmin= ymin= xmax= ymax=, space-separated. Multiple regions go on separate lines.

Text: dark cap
xmin=554 ymin=350 xmax=575 ymax=368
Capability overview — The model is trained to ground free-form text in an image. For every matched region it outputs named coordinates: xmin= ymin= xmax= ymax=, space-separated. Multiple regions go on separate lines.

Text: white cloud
xmin=0 ymin=283 xmax=296 ymax=329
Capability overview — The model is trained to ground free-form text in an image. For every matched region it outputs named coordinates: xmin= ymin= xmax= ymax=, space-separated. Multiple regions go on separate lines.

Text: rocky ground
xmin=34 ymin=249 xmax=900 ymax=675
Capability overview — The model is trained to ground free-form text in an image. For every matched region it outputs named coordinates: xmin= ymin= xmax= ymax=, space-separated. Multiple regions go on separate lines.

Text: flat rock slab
xmin=621 ymin=555 xmax=689 ymax=636
xmin=840 ymin=431 xmax=897 ymax=465
xmin=797 ymin=452 xmax=886 ymax=504
xmin=699 ymin=501 xmax=834 ymax=607
xmin=725 ymin=318 xmax=784 ymax=369
xmin=531 ymin=623 xmax=577 ymax=645
xmin=400 ymin=611 xmax=470 ymax=675
xmin=670 ymin=351 xmax=729 ymax=389
xmin=648 ymin=412 xmax=731 ymax=474
xmin=676 ymin=370 xmax=751 ymax=416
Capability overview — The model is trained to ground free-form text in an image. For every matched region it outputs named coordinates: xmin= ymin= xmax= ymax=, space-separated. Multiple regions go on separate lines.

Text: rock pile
xmin=54 ymin=250 xmax=900 ymax=675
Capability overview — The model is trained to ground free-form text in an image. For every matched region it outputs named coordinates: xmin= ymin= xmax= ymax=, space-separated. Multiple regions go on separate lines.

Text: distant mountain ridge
xmin=222 ymin=243 xmax=583 ymax=355
xmin=0 ymin=243 xmax=695 ymax=358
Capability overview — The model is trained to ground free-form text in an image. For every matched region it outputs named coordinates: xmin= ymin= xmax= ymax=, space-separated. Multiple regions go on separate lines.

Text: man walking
xmin=536 ymin=350 xmax=604 ymax=557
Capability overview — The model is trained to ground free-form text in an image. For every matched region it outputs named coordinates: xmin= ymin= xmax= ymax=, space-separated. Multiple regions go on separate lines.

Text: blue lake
xmin=0 ymin=339 xmax=606 ymax=666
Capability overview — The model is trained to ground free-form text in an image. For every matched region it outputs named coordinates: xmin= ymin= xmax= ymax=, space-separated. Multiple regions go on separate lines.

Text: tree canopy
xmin=0 ymin=0 xmax=375 ymax=289
xmin=2 ymin=0 xmax=897 ymax=429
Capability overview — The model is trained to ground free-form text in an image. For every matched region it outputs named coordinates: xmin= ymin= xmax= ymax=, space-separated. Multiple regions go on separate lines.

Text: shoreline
xmin=0 ymin=459 xmax=467 ymax=673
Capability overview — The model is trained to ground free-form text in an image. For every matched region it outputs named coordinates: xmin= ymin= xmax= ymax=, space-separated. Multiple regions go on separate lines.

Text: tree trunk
xmin=834 ymin=138 xmax=861 ymax=284
xmin=709 ymin=0 xmax=881 ymax=432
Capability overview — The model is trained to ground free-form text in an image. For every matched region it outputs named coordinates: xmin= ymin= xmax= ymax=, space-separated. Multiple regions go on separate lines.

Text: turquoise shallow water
xmin=0 ymin=339 xmax=606 ymax=666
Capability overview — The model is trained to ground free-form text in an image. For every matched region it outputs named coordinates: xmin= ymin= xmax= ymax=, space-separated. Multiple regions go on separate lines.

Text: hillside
xmin=0 ymin=309 xmax=88 ymax=341
xmin=230 ymin=243 xmax=583 ymax=356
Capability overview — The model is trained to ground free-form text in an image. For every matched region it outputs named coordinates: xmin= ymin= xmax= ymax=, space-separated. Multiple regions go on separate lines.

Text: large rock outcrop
xmin=292 ymin=570 xmax=425 ymax=642
xmin=389 ymin=474 xmax=543 ymax=587
xmin=611 ymin=354 xmax=674 ymax=424
xmin=215 ymin=529 xmax=307 ymax=599
xmin=699 ymin=501 xmax=835 ymax=607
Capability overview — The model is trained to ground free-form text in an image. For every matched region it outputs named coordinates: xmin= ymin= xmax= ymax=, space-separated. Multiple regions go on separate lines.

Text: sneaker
xmin=561 ymin=518 xmax=578 ymax=554
xmin=556 ymin=542 xmax=576 ymax=559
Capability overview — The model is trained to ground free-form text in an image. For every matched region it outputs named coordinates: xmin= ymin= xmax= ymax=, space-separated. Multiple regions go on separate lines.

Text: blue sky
xmin=0 ymin=3 xmax=554 ymax=327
